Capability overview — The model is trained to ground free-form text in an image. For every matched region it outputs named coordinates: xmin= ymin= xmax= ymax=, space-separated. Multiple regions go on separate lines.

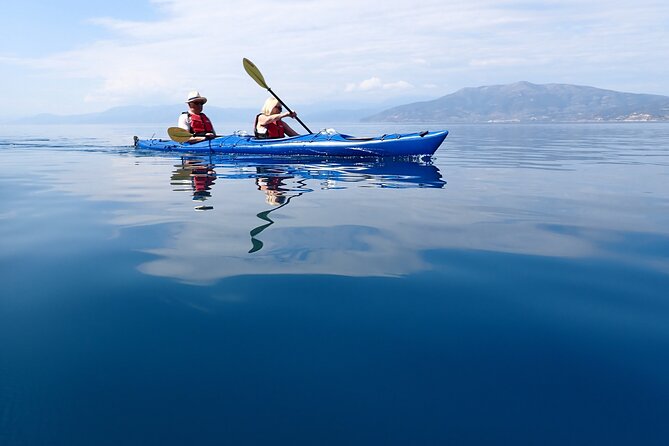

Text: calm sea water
xmin=1 ymin=122 xmax=669 ymax=445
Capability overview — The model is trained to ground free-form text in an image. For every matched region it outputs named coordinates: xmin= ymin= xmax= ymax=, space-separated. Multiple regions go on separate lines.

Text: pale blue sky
xmin=3 ymin=0 xmax=668 ymax=117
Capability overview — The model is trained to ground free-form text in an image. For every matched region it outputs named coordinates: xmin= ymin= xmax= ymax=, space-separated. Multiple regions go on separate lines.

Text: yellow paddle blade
xmin=167 ymin=126 xmax=192 ymax=143
xmin=243 ymin=58 xmax=269 ymax=89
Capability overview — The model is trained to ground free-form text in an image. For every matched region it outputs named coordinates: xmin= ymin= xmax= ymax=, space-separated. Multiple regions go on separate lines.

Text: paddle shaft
xmin=266 ymin=87 xmax=312 ymax=134
xmin=243 ymin=58 xmax=312 ymax=134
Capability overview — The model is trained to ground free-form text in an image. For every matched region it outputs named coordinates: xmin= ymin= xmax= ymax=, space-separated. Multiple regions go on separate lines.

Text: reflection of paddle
xmin=248 ymin=194 xmax=302 ymax=253
xmin=242 ymin=58 xmax=313 ymax=134
xmin=167 ymin=127 xmax=219 ymax=143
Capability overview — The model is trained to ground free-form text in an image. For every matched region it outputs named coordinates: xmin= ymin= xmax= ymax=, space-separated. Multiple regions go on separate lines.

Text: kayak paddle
xmin=242 ymin=58 xmax=313 ymax=134
xmin=167 ymin=126 xmax=219 ymax=143
xmin=167 ymin=127 xmax=195 ymax=142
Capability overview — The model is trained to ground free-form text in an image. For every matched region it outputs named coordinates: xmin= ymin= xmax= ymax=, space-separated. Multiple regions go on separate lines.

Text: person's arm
xmin=177 ymin=113 xmax=190 ymax=131
xmin=258 ymin=110 xmax=296 ymax=125
xmin=282 ymin=121 xmax=298 ymax=137
xmin=257 ymin=112 xmax=299 ymax=137
xmin=204 ymin=114 xmax=215 ymax=138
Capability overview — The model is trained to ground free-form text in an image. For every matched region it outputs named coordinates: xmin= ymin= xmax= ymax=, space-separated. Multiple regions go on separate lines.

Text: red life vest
xmin=187 ymin=112 xmax=214 ymax=135
xmin=255 ymin=114 xmax=285 ymax=139
xmin=265 ymin=121 xmax=285 ymax=138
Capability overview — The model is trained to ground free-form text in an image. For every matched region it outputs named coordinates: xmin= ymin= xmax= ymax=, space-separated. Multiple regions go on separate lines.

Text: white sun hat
xmin=186 ymin=91 xmax=207 ymax=104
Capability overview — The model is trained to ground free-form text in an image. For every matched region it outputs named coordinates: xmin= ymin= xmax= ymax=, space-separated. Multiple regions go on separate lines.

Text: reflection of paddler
xmin=191 ymin=165 xmax=216 ymax=200
xmin=255 ymin=167 xmax=291 ymax=206
xmin=171 ymin=158 xmax=217 ymax=204
xmin=171 ymin=159 xmax=212 ymax=180
xmin=263 ymin=190 xmax=286 ymax=206
xmin=257 ymin=178 xmax=287 ymax=205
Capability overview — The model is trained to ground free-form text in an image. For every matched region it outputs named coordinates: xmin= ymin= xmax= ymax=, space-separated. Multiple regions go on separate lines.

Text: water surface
xmin=1 ymin=123 xmax=668 ymax=445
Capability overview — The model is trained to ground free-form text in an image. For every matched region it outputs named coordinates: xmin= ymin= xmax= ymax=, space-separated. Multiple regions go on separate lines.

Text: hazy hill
xmin=19 ymin=104 xmax=378 ymax=126
xmin=25 ymin=105 xmax=258 ymax=125
xmin=17 ymin=82 xmax=669 ymax=125
xmin=363 ymin=82 xmax=669 ymax=123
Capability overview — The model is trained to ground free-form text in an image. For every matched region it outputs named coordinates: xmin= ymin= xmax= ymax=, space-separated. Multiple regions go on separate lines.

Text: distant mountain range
xmin=21 ymin=104 xmax=377 ymax=126
xmin=363 ymin=82 xmax=669 ymax=123
xmin=17 ymin=82 xmax=669 ymax=125
xmin=25 ymin=105 xmax=258 ymax=126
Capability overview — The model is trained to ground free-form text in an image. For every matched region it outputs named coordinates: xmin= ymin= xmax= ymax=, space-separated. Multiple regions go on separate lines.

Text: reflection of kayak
xmin=134 ymin=130 xmax=448 ymax=157
xmin=162 ymin=154 xmax=447 ymax=189
xmin=249 ymin=160 xmax=446 ymax=188
xmin=211 ymin=158 xmax=446 ymax=188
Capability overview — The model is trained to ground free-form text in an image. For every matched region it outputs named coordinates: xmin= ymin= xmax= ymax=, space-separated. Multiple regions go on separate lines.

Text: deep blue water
xmin=1 ymin=123 xmax=669 ymax=445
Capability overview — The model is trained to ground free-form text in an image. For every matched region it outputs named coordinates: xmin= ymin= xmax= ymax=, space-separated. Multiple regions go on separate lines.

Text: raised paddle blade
xmin=167 ymin=127 xmax=192 ymax=143
xmin=243 ymin=58 xmax=269 ymax=89
xmin=242 ymin=57 xmax=313 ymax=134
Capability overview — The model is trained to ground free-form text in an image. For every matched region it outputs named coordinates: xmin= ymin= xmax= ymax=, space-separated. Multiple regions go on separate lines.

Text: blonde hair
xmin=261 ymin=97 xmax=280 ymax=116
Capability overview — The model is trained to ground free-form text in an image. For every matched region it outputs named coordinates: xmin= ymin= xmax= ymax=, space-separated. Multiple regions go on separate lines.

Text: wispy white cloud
xmin=2 ymin=0 xmax=669 ymax=115
xmin=345 ymin=77 xmax=414 ymax=92
xmin=469 ymin=58 xmax=531 ymax=68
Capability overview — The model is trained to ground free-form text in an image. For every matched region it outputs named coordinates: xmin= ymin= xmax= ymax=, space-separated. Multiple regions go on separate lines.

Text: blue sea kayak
xmin=134 ymin=129 xmax=448 ymax=157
